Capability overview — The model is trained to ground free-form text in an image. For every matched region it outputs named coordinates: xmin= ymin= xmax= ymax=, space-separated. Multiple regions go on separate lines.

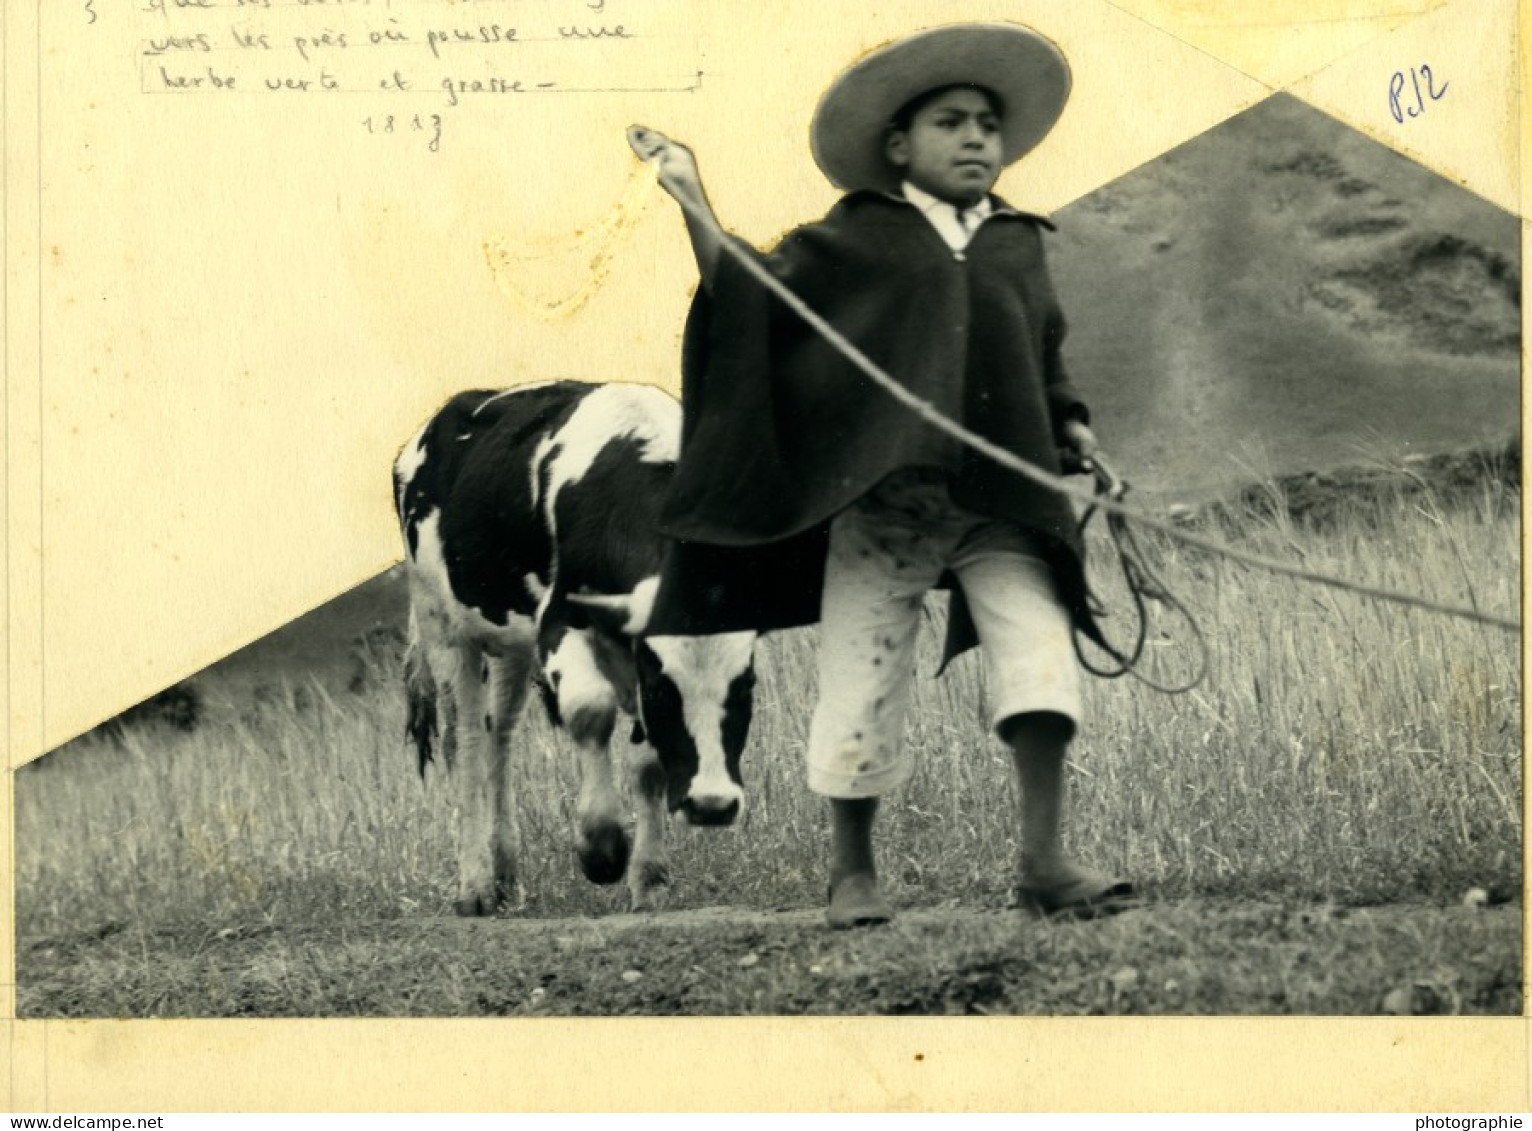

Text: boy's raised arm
xmin=628 ymin=125 xmax=725 ymax=290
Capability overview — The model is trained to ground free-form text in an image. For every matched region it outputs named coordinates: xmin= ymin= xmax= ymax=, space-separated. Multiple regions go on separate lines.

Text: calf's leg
xmin=485 ymin=645 xmax=536 ymax=910
xmin=544 ymin=627 xmax=630 ymax=884
xmin=627 ymin=746 xmax=671 ymax=910
xmin=443 ymin=641 xmax=506 ymax=916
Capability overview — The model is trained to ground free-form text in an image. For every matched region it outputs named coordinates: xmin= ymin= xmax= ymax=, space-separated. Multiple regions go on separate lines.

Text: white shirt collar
xmin=901 ymin=181 xmax=992 ymax=251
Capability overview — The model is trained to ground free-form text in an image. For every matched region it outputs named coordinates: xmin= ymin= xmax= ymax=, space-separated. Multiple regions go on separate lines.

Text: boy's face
xmin=885 ymin=87 xmax=1003 ymax=208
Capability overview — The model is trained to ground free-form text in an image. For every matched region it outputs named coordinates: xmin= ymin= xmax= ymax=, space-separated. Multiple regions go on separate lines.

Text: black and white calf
xmin=393 ymin=380 xmax=757 ymax=915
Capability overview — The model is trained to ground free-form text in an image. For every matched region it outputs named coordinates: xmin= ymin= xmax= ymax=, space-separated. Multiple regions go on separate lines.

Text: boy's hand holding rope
xmin=625 ymin=124 xmax=1520 ymax=651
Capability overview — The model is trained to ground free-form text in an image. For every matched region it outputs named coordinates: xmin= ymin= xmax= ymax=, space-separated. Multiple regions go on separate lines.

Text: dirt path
xmin=17 ymin=900 xmax=1521 ymax=1017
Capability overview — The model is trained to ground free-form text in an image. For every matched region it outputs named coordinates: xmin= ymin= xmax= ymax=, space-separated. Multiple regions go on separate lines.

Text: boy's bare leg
xmin=1002 ymin=710 xmax=1136 ymax=916
xmin=1002 ymin=711 xmax=1072 ymax=883
xmin=827 ymin=797 xmax=893 ymax=928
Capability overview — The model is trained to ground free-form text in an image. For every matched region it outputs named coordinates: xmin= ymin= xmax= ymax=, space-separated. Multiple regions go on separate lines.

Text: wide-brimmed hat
xmin=810 ymin=23 xmax=1071 ymax=194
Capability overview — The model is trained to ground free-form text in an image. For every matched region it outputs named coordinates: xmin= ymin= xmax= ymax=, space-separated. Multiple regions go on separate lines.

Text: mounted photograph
xmin=12 ymin=5 xmax=1521 ymax=1030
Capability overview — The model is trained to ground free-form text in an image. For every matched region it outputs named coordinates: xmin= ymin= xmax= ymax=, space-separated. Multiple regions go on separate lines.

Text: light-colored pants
xmin=806 ymin=470 xmax=1081 ymax=799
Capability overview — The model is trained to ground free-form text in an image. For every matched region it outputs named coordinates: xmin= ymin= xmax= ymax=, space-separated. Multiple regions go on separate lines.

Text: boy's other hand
xmin=627 ymin=125 xmax=706 ymax=210
xmin=1059 ymin=420 xmax=1098 ymax=474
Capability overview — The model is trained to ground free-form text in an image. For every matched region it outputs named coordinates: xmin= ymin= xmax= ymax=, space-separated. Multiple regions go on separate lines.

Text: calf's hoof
xmin=493 ymin=849 xmax=523 ymax=910
xmin=577 ymin=821 xmax=631 ymax=885
xmin=453 ymin=876 xmax=520 ymax=918
xmin=454 ymin=892 xmax=497 ymax=917
xmin=627 ymin=859 xmax=672 ymax=912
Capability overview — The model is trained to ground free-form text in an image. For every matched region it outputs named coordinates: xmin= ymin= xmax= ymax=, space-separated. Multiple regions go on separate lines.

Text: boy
xmin=634 ymin=23 xmax=1136 ymax=927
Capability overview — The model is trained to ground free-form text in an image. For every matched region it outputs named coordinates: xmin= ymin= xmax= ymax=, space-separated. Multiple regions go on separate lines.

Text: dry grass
xmin=15 ymin=469 xmax=1521 ymax=945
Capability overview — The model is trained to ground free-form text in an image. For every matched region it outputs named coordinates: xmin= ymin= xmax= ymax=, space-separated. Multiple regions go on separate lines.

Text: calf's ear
xmin=566 ymin=592 xmax=640 ymax=635
xmin=566 ymin=578 xmax=657 ymax=636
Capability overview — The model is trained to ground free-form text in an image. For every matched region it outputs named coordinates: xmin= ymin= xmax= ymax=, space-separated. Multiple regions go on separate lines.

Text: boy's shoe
xmin=1015 ymin=873 xmax=1140 ymax=920
xmin=826 ymin=874 xmax=894 ymax=929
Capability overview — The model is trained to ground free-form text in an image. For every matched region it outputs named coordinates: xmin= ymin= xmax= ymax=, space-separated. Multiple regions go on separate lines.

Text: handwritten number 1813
xmin=1390 ymin=65 xmax=1448 ymax=123
xmin=363 ymin=113 xmax=443 ymax=153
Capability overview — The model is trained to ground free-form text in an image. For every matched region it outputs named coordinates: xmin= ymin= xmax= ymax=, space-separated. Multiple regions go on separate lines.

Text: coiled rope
xmin=1072 ymin=457 xmax=1210 ymax=692
xmin=631 ymin=142 xmax=1521 ymax=656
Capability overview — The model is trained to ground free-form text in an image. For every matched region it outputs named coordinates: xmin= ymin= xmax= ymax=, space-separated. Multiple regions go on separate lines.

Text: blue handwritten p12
xmin=1390 ymin=65 xmax=1449 ymax=123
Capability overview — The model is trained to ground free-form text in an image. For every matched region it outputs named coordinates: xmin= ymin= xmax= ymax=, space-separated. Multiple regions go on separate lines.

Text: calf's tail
xmin=403 ymin=617 xmax=438 ymax=778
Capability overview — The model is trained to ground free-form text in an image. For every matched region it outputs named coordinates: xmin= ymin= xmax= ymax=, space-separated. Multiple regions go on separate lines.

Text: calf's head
xmin=565 ymin=586 xmax=757 ymax=825
xmin=634 ymin=633 xmax=757 ymax=825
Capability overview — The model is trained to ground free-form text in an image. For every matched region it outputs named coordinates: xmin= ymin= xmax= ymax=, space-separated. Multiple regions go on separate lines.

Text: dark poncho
xmin=646 ymin=190 xmax=1104 ymax=660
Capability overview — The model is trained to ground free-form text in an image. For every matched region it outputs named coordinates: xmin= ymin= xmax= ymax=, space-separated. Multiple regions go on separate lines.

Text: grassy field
xmin=13 ymin=460 xmax=1522 ymax=1015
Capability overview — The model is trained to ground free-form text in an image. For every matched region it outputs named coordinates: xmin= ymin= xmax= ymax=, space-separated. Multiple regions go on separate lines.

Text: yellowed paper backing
xmin=5 ymin=0 xmax=1528 ymax=1111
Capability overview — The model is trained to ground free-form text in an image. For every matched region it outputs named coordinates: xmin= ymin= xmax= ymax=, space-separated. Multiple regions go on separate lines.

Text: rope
xmin=1074 ymin=465 xmax=1210 ymax=692
xmin=641 ymin=152 xmax=1520 ymax=637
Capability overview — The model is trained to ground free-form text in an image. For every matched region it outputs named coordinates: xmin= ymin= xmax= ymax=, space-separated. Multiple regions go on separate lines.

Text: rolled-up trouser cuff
xmin=807 ymin=753 xmax=913 ymax=799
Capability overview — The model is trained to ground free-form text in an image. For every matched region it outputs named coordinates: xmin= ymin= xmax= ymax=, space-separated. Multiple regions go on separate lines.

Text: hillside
xmin=1051 ymin=94 xmax=1518 ymax=501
